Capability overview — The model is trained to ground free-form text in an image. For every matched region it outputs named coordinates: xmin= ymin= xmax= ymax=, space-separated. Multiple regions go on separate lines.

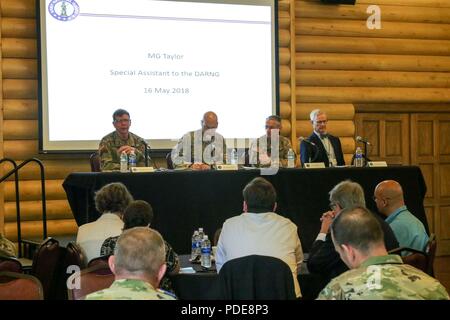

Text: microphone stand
xmin=142 ymin=140 xmax=158 ymax=168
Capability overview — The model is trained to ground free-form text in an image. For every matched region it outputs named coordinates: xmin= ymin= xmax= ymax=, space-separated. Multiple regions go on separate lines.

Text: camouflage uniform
xmin=0 ymin=233 xmax=16 ymax=257
xmin=85 ymin=279 xmax=176 ymax=300
xmin=171 ymin=129 xmax=227 ymax=168
xmin=99 ymin=131 xmax=146 ymax=171
xmin=317 ymin=255 xmax=449 ymax=300
xmin=249 ymin=134 xmax=294 ymax=168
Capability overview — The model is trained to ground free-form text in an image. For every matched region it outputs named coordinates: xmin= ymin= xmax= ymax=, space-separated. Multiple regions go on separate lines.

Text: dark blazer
xmin=307 ymin=213 xmax=400 ymax=283
xmin=300 ymin=133 xmax=345 ymax=167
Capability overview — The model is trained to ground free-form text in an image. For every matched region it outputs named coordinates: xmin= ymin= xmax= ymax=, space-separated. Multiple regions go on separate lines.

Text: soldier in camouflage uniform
xmin=99 ymin=109 xmax=147 ymax=171
xmin=317 ymin=207 xmax=449 ymax=300
xmin=85 ymin=227 xmax=176 ymax=300
xmin=249 ymin=115 xmax=295 ymax=167
xmin=171 ymin=111 xmax=227 ymax=170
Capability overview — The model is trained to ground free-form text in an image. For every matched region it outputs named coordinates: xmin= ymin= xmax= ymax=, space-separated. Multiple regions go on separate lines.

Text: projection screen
xmin=38 ymin=0 xmax=279 ymax=152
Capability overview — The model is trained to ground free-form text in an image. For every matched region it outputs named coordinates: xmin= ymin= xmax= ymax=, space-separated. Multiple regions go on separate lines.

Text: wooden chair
xmin=90 ymin=152 xmax=101 ymax=172
xmin=31 ymin=237 xmax=64 ymax=299
xmin=389 ymin=233 xmax=437 ymax=276
xmin=67 ymin=263 xmax=114 ymax=300
xmin=0 ymin=271 xmax=44 ymax=300
xmin=0 ymin=255 xmax=22 ymax=273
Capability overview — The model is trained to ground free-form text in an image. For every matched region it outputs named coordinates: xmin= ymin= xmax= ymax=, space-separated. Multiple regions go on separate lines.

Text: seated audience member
xmin=99 ymin=109 xmax=148 ymax=171
xmin=171 ymin=111 xmax=227 ymax=170
xmin=249 ymin=115 xmax=295 ymax=168
xmin=216 ymin=177 xmax=304 ymax=298
xmin=317 ymin=207 xmax=449 ymax=300
xmin=100 ymin=200 xmax=180 ymax=293
xmin=300 ymin=109 xmax=344 ymax=167
xmin=307 ymin=180 xmax=399 ymax=282
xmin=86 ymin=227 xmax=176 ymax=300
xmin=374 ymin=180 xmax=429 ymax=254
xmin=0 ymin=233 xmax=16 ymax=257
xmin=76 ymin=182 xmax=133 ymax=264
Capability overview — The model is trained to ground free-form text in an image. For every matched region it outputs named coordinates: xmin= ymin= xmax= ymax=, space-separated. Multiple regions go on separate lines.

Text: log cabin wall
xmin=293 ymin=0 xmax=450 ymax=254
xmin=1 ymin=0 xmax=449 ymax=256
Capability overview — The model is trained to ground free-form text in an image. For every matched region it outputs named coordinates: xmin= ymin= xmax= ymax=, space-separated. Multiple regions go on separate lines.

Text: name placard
xmin=131 ymin=167 xmax=155 ymax=173
xmin=368 ymin=161 xmax=388 ymax=167
xmin=304 ymin=162 xmax=326 ymax=169
xmin=216 ymin=164 xmax=238 ymax=171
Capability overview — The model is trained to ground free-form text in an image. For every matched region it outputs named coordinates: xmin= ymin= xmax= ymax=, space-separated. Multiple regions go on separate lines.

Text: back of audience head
xmin=243 ymin=177 xmax=277 ymax=213
xmin=110 ymin=227 xmax=166 ymax=287
xmin=123 ymin=200 xmax=154 ymax=230
xmin=331 ymin=206 xmax=385 ymax=269
xmin=374 ymin=180 xmax=405 ymax=216
xmin=95 ymin=182 xmax=134 ymax=215
xmin=329 ymin=180 xmax=366 ymax=213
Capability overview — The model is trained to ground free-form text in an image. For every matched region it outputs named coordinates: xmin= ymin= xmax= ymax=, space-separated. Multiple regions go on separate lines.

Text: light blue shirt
xmin=385 ymin=206 xmax=429 ymax=253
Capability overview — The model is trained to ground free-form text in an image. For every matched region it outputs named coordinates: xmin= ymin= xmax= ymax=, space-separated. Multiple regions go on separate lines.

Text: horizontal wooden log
xmin=296 ymin=103 xmax=355 ymax=120
xmin=344 ymin=154 xmax=353 ymax=166
xmin=2 ymin=58 xmax=37 ymax=79
xmin=355 ymin=0 xmax=450 ymax=8
xmin=1 ymin=159 xmax=90 ymax=181
xmin=296 ymin=87 xmax=450 ymax=103
xmin=281 ymin=120 xmax=291 ymax=137
xmin=3 ymin=140 xmax=38 ymax=159
xmin=3 ymin=120 xmax=38 ymax=140
xmin=1 ymin=38 xmax=36 ymax=58
xmin=296 ymin=36 xmax=450 ymax=56
xmin=1 ymin=18 xmax=36 ymax=38
xmin=4 ymin=179 xmax=66 ymax=201
xmin=280 ymin=102 xmax=291 ymax=119
xmin=296 ymin=18 xmax=450 ymax=40
xmin=296 ymin=53 xmax=450 ymax=72
xmin=296 ymin=120 xmax=355 ymax=137
xmin=280 ymin=83 xmax=291 ymax=101
xmin=279 ymin=29 xmax=290 ymax=47
xmin=4 ymin=200 xmax=72 ymax=222
xmin=279 ymin=65 xmax=291 ymax=83
xmin=340 ymin=137 xmax=355 ymax=154
xmin=1 ymin=0 xmax=36 ymax=18
xmin=278 ymin=0 xmax=290 ymax=11
xmin=354 ymin=103 xmax=450 ymax=113
xmin=278 ymin=11 xmax=290 ymax=30
xmin=296 ymin=1 xmax=450 ymax=24
xmin=4 ymin=219 xmax=78 ymax=243
xmin=2 ymin=79 xmax=37 ymax=99
xmin=296 ymin=70 xmax=450 ymax=88
xmin=279 ymin=47 xmax=290 ymax=65
xmin=2 ymin=99 xmax=38 ymax=120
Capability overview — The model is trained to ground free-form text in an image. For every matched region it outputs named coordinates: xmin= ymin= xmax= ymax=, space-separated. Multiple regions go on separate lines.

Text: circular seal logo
xmin=48 ymin=0 xmax=80 ymax=21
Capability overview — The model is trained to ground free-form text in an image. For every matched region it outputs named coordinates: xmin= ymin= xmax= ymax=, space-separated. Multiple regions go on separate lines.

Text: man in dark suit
xmin=307 ymin=180 xmax=399 ymax=284
xmin=300 ymin=109 xmax=345 ymax=167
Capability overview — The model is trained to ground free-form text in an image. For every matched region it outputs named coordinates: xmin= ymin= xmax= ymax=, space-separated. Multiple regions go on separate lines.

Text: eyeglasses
xmin=329 ymin=202 xmax=338 ymax=211
xmin=265 ymin=125 xmax=280 ymax=129
xmin=315 ymin=120 xmax=328 ymax=125
xmin=114 ymin=119 xmax=131 ymax=124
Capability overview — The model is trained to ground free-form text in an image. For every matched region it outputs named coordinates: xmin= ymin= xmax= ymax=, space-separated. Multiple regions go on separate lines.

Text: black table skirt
xmin=63 ymin=166 xmax=427 ymax=255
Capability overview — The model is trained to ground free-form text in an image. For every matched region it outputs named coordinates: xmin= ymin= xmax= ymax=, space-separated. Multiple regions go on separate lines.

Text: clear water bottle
xmin=201 ymin=235 xmax=211 ymax=268
xmin=128 ymin=150 xmax=137 ymax=171
xmin=120 ymin=151 xmax=128 ymax=173
xmin=197 ymin=228 xmax=204 ymax=258
xmin=230 ymin=148 xmax=238 ymax=165
xmin=355 ymin=147 xmax=363 ymax=167
xmin=287 ymin=148 xmax=295 ymax=168
xmin=191 ymin=230 xmax=200 ymax=261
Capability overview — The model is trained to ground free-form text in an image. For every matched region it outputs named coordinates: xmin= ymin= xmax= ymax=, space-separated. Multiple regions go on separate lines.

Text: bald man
xmin=374 ymin=180 xmax=429 ymax=253
xmin=171 ymin=111 xmax=227 ymax=170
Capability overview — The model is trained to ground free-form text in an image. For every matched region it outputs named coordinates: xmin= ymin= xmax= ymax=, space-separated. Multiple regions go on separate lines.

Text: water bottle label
xmin=201 ymin=247 xmax=211 ymax=254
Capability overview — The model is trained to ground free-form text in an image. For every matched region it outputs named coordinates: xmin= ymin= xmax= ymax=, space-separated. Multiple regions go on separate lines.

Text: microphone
xmin=299 ymin=136 xmax=316 ymax=146
xmin=356 ymin=136 xmax=371 ymax=145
